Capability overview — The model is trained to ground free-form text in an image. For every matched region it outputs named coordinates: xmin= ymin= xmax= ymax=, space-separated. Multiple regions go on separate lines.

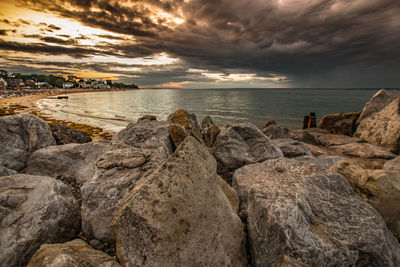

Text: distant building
xmin=24 ymin=79 xmax=37 ymax=89
xmin=6 ymin=79 xmax=24 ymax=89
xmin=37 ymin=82 xmax=52 ymax=89
xmin=0 ymin=77 xmax=7 ymax=90
xmin=63 ymin=82 xmax=75 ymax=89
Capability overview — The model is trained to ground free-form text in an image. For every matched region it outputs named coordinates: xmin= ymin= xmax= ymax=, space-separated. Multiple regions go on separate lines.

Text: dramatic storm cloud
xmin=0 ymin=0 xmax=399 ymax=87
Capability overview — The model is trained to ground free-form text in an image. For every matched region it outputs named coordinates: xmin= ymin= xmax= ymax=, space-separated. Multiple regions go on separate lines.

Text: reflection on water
xmin=37 ymin=88 xmax=396 ymax=132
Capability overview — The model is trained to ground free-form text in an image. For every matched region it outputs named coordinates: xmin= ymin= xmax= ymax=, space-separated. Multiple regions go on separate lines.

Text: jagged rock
xmin=201 ymin=115 xmax=215 ymax=129
xmin=112 ymin=137 xmax=247 ymax=266
xmin=0 ymin=114 xmax=55 ymax=171
xmin=318 ymin=134 xmax=363 ymax=147
xmin=169 ymin=123 xmax=187 ymax=148
xmin=332 ymin=161 xmax=400 ymax=239
xmin=203 ymin=124 xmax=221 ymax=147
xmin=272 ymin=139 xmax=312 ymax=158
xmin=355 ymin=96 xmax=400 ymax=154
xmin=26 ymin=141 xmax=110 ymax=185
xmin=384 ymin=157 xmax=400 ymax=175
xmin=51 ymin=124 xmax=92 ymax=145
xmin=295 ymin=155 xmax=349 ymax=169
xmin=289 ymin=130 xmax=320 ymax=146
xmin=318 ymin=112 xmax=360 ymax=136
xmin=357 ymin=89 xmax=395 ymax=125
xmin=331 ymin=142 xmax=396 ymax=159
xmin=271 ymin=255 xmax=310 ymax=267
xmin=168 ymin=109 xmax=203 ymax=142
xmin=81 ymin=120 xmax=173 ymax=242
xmin=0 ymin=174 xmax=80 ymax=267
xmin=233 ymin=158 xmax=400 ymax=266
xmin=27 ymin=239 xmax=120 ymax=267
xmin=0 ymin=166 xmax=17 ymax=177
xmin=262 ymin=124 xmax=289 ymax=139
xmin=213 ymin=122 xmax=283 ymax=178
xmin=137 ymin=115 xmax=157 ymax=122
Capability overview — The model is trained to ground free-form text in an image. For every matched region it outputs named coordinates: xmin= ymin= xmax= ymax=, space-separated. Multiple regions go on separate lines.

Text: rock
xmin=262 ymin=124 xmax=289 ymax=139
xmin=203 ymin=124 xmax=221 ymax=147
xmin=137 ymin=115 xmax=157 ymax=122
xmin=233 ymin=158 xmax=400 ymax=266
xmin=81 ymin=120 xmax=173 ymax=242
xmin=303 ymin=144 xmax=329 ymax=156
xmin=0 ymin=166 xmax=17 ymax=177
xmin=112 ymin=137 xmax=247 ymax=266
xmin=0 ymin=114 xmax=55 ymax=171
xmin=295 ymin=155 xmax=350 ymax=169
xmin=290 ymin=130 xmax=320 ymax=146
xmin=271 ymin=255 xmax=310 ymax=267
xmin=260 ymin=120 xmax=277 ymax=130
xmin=332 ymin=161 xmax=400 ymax=239
xmin=89 ymin=239 xmax=105 ymax=251
xmin=217 ymin=175 xmax=240 ymax=214
xmin=169 ymin=123 xmax=187 ymax=148
xmin=200 ymin=115 xmax=215 ymax=129
xmin=318 ymin=112 xmax=360 ymax=136
xmin=0 ymin=174 xmax=80 ymax=267
xmin=384 ymin=157 xmax=400 ymax=175
xmin=168 ymin=109 xmax=203 ymax=142
xmin=356 ymin=89 xmax=395 ymax=125
xmin=331 ymin=142 xmax=396 ymax=160
xmin=272 ymin=139 xmax=312 ymax=158
xmin=318 ymin=133 xmax=363 ymax=147
xmin=51 ymin=124 xmax=92 ymax=145
xmin=27 ymin=239 xmax=120 ymax=267
xmin=26 ymin=141 xmax=110 ymax=185
xmin=355 ymin=96 xmax=400 ymax=154
xmin=213 ymin=122 xmax=283 ymax=174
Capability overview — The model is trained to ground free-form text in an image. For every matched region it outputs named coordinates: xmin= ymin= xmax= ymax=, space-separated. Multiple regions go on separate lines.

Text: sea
xmin=37 ymin=88 xmax=399 ymax=132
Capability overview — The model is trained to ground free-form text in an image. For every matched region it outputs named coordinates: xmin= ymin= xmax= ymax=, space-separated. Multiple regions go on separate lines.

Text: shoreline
xmin=0 ymin=89 xmax=127 ymax=140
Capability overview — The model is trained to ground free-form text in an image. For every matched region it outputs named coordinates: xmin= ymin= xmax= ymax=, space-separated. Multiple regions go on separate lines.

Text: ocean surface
xmin=37 ymin=88 xmax=399 ymax=132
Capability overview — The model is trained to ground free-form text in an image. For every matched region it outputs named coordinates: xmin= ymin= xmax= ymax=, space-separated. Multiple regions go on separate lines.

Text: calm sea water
xmin=37 ymin=88 xmax=399 ymax=132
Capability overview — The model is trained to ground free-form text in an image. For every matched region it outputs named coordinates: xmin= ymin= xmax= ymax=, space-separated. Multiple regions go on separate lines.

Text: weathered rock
xmin=203 ymin=124 xmax=221 ymax=147
xmin=0 ymin=166 xmax=17 ymax=177
xmin=355 ymin=96 xmax=400 ymax=154
xmin=0 ymin=174 xmax=80 ymax=267
xmin=260 ymin=120 xmax=277 ymax=130
xmin=168 ymin=109 xmax=203 ymax=142
xmin=357 ymin=89 xmax=395 ymax=125
xmin=81 ymin=120 xmax=173 ymax=242
xmin=318 ymin=112 xmax=360 ymax=136
xmin=169 ymin=123 xmax=187 ymax=148
xmin=318 ymin=133 xmax=363 ymax=147
xmin=51 ymin=124 xmax=92 ymax=145
xmin=332 ymin=161 xmax=400 ymax=239
xmin=137 ymin=115 xmax=157 ymax=122
xmin=89 ymin=239 xmax=105 ymax=251
xmin=213 ymin=122 xmax=283 ymax=171
xmin=290 ymin=130 xmax=320 ymax=146
xmin=273 ymin=139 xmax=312 ymax=158
xmin=233 ymin=158 xmax=400 ymax=266
xmin=271 ymin=255 xmax=310 ymax=267
xmin=303 ymin=144 xmax=329 ymax=156
xmin=200 ymin=115 xmax=215 ymax=129
xmin=331 ymin=142 xmax=396 ymax=159
xmin=27 ymin=239 xmax=120 ymax=267
xmin=112 ymin=137 xmax=247 ymax=266
xmin=26 ymin=141 xmax=110 ymax=185
xmin=262 ymin=124 xmax=289 ymax=139
xmin=384 ymin=157 xmax=400 ymax=175
xmin=295 ymin=155 xmax=349 ymax=170
xmin=0 ymin=114 xmax=55 ymax=171
xmin=217 ymin=175 xmax=240 ymax=214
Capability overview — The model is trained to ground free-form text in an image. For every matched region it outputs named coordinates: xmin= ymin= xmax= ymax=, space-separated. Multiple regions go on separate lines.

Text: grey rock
xmin=331 ymin=142 xmax=396 ymax=159
xmin=303 ymin=143 xmax=329 ymax=156
xmin=233 ymin=158 xmax=400 ymax=266
xmin=0 ymin=166 xmax=17 ymax=177
xmin=332 ymin=160 xmax=400 ymax=239
xmin=51 ymin=124 xmax=92 ymax=145
xmin=355 ymin=96 xmax=400 ymax=154
xmin=384 ymin=157 xmax=400 ymax=175
xmin=318 ymin=112 xmax=360 ymax=136
xmin=273 ymin=139 xmax=312 ymax=158
xmin=0 ymin=114 xmax=55 ymax=171
xmin=0 ymin=174 xmax=80 ymax=267
xmin=262 ymin=124 xmax=289 ymax=139
xmin=318 ymin=133 xmax=363 ymax=147
xmin=295 ymin=155 xmax=350 ymax=170
xmin=89 ymin=239 xmax=105 ymax=251
xmin=27 ymin=239 xmax=120 ymax=267
xmin=357 ymin=89 xmax=395 ymax=125
xmin=26 ymin=141 xmax=110 ymax=185
xmin=112 ymin=137 xmax=247 ymax=267
xmin=201 ymin=115 xmax=215 ymax=129
xmin=289 ymin=130 xmax=320 ymax=146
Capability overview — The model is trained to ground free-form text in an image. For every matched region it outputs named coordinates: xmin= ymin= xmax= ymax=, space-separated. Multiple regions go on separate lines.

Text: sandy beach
xmin=0 ymin=89 xmax=120 ymax=140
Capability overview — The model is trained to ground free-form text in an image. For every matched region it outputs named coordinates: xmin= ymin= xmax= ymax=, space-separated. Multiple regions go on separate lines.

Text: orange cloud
xmin=143 ymin=81 xmax=192 ymax=88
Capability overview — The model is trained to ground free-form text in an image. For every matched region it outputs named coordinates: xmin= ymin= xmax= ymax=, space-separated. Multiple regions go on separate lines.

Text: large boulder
xmin=288 ymin=129 xmax=320 ymax=146
xmin=272 ymin=139 xmax=312 ymax=158
xmin=81 ymin=120 xmax=173 ymax=242
xmin=26 ymin=141 xmax=110 ymax=185
xmin=200 ymin=116 xmax=221 ymax=147
xmin=213 ymin=122 xmax=283 ymax=181
xmin=295 ymin=155 xmax=350 ymax=170
xmin=332 ymin=161 xmax=400 ymax=240
xmin=51 ymin=124 xmax=92 ymax=145
xmin=27 ymin=239 xmax=120 ymax=267
xmin=0 ymin=174 xmax=80 ymax=267
xmin=318 ymin=112 xmax=360 ymax=136
xmin=317 ymin=134 xmax=363 ymax=147
xmin=168 ymin=109 xmax=203 ymax=147
xmin=233 ymin=158 xmax=400 ymax=266
xmin=330 ymin=142 xmax=396 ymax=160
xmin=262 ymin=124 xmax=289 ymax=139
xmin=0 ymin=114 xmax=55 ymax=171
xmin=355 ymin=96 xmax=400 ymax=154
xmin=356 ymin=89 xmax=396 ymax=125
xmin=112 ymin=137 xmax=247 ymax=266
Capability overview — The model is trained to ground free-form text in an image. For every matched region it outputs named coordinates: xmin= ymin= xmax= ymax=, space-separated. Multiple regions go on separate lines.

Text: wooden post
xmin=303 ymin=116 xmax=310 ymax=129
xmin=308 ymin=112 xmax=316 ymax=128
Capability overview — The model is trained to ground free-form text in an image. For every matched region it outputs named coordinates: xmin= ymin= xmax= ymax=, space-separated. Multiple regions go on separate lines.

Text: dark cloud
xmin=47 ymin=24 xmax=61 ymax=30
xmin=40 ymin=36 xmax=76 ymax=45
xmin=0 ymin=30 xmax=7 ymax=36
xmin=95 ymin=34 xmax=125 ymax=40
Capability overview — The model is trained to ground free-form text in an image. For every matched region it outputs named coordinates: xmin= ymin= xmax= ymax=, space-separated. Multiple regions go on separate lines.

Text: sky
xmin=0 ymin=0 xmax=399 ymax=88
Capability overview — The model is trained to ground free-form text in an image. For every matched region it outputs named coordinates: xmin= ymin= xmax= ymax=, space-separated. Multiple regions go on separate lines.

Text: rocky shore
xmin=1 ymin=89 xmax=400 ymax=266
